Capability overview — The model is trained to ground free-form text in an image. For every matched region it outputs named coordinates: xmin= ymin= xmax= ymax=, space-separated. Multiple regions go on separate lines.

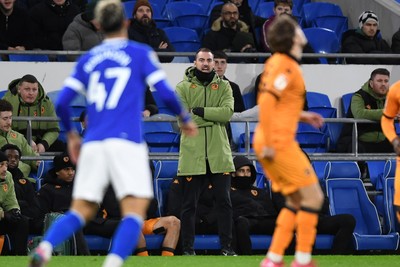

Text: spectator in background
xmin=213 ymin=50 xmax=245 ymax=113
xmin=0 ymin=99 xmax=38 ymax=178
xmin=1 ymin=144 xmax=43 ymax=235
xmin=175 ymin=48 xmax=236 ymax=256
xmin=4 ymin=74 xmax=63 ymax=153
xmin=62 ymin=1 xmax=104 ymax=61
xmin=0 ymin=150 xmax=29 ymax=255
xmin=37 ymin=152 xmax=90 ymax=255
xmin=260 ymin=0 xmax=319 ymax=64
xmin=337 ymin=68 xmax=393 ymax=153
xmin=209 ymin=0 xmax=265 ymax=50
xmin=128 ymin=0 xmax=175 ymax=63
xmin=203 ymin=2 xmax=258 ymax=62
xmin=341 ymin=10 xmax=395 ymax=65
xmin=260 ymin=0 xmax=293 ymax=52
xmin=29 ymin=0 xmax=80 ymax=52
xmin=391 ymin=27 xmax=400 ymax=53
xmin=0 ymin=0 xmax=34 ymax=56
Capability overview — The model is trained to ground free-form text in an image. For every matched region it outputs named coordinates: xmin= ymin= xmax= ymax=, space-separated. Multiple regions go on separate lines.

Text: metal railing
xmin=15 ymin=115 xmax=397 ymax=162
xmin=2 ymin=50 xmax=400 ymax=63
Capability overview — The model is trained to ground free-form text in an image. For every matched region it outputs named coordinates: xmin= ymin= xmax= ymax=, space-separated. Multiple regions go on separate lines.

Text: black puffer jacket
xmin=29 ymin=0 xmax=80 ymax=50
xmin=128 ymin=19 xmax=175 ymax=63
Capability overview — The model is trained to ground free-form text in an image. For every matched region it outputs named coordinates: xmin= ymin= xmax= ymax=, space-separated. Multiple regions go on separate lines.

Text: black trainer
xmin=221 ymin=247 xmax=237 ymax=256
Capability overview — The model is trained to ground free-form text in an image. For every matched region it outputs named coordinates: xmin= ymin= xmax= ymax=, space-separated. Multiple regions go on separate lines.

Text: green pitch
xmin=0 ymin=255 xmax=399 ymax=267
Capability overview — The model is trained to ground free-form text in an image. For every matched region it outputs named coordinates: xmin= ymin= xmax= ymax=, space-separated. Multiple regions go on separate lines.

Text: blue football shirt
xmin=56 ymin=38 xmax=184 ymax=144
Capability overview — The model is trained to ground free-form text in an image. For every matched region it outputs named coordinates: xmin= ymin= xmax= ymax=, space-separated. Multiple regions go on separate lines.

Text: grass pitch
xmin=0 ymin=255 xmax=399 ymax=267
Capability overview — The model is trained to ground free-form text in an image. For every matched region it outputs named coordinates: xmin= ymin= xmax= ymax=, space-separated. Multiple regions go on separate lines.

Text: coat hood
xmin=233 ymin=156 xmax=256 ymax=183
xmin=7 ymin=77 xmax=46 ymax=106
xmin=183 ymin=66 xmax=220 ymax=84
xmin=211 ymin=17 xmax=250 ymax=32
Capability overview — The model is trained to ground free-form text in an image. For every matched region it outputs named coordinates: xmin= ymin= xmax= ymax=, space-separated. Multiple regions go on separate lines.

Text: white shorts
xmin=72 ymin=138 xmax=153 ymax=203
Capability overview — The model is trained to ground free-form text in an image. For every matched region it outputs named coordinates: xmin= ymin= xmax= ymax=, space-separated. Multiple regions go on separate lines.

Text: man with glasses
xmin=203 ymin=2 xmax=257 ymax=62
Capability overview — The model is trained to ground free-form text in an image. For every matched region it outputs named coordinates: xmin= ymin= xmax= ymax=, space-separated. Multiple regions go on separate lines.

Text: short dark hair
xmin=213 ymin=50 xmax=228 ymax=61
xmin=267 ymin=14 xmax=298 ymax=54
xmin=95 ymin=0 xmax=125 ymax=34
xmin=195 ymin=48 xmax=213 ymax=60
xmin=18 ymin=74 xmax=38 ymax=87
xmin=0 ymin=99 xmax=13 ymax=113
xmin=370 ymin=68 xmax=390 ymax=80
xmin=1 ymin=144 xmax=21 ymax=159
xmin=274 ymin=0 xmax=293 ymax=9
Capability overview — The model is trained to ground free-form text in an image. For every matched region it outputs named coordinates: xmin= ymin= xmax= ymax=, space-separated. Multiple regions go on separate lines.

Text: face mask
xmin=232 ymin=177 xmax=253 ymax=189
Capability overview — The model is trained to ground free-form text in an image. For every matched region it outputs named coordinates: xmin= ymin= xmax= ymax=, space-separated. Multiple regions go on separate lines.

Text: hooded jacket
xmin=4 ymin=78 xmax=60 ymax=150
xmin=230 ymin=156 xmax=278 ymax=219
xmin=337 ymin=81 xmax=387 ymax=150
xmin=62 ymin=13 xmax=104 ymax=61
xmin=37 ymin=168 xmax=73 ymax=214
xmin=176 ymin=66 xmax=235 ymax=175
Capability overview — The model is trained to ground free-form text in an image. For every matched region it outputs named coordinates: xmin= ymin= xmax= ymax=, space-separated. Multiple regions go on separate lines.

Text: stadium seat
xmin=149 ymin=0 xmax=169 ymax=15
xmin=365 ymin=160 xmax=386 ymax=188
xmin=255 ymin=2 xmax=274 ymax=19
xmin=230 ymin=121 xmax=257 ymax=150
xmin=296 ymin=131 xmax=328 ymax=153
xmin=312 ymin=15 xmax=348 ymax=42
xmin=85 ymin=235 xmax=112 ymax=252
xmin=122 ymin=1 xmax=136 ymax=19
xmin=303 ymin=27 xmax=340 ymax=64
xmin=324 ymin=161 xmax=361 ymax=179
xmin=306 ymin=91 xmax=332 ymax=108
xmin=0 ymin=90 xmax=7 ymax=98
xmin=143 ymin=120 xmax=175 ymax=134
xmin=301 ymin=2 xmax=343 ymax=27
xmin=9 ymin=54 xmax=49 ymax=62
xmin=374 ymin=159 xmax=396 ymax=217
xmin=292 ymin=0 xmax=311 ymax=14
xmin=144 ymin=131 xmax=180 ymax=152
xmin=153 ymin=160 xmax=179 ymax=216
xmin=383 ymin=178 xmax=400 ymax=234
xmin=326 ymin=178 xmax=399 ymax=250
xmin=242 ymin=91 xmax=256 ymax=110
xmin=248 ymin=0 xmax=261 ymax=12
xmin=254 ymin=161 xmax=267 ymax=189
xmin=238 ymin=132 xmax=254 ymax=152
xmin=163 ymin=26 xmax=201 ymax=53
xmin=341 ymin=92 xmax=353 ymax=117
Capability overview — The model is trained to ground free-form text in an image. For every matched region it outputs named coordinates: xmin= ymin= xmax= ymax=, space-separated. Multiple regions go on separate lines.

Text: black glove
xmin=4 ymin=208 xmax=22 ymax=223
xmin=192 ymin=107 xmax=204 ymax=118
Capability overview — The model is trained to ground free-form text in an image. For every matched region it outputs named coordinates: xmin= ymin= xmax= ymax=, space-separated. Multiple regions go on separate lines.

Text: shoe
xmin=28 ymin=247 xmax=49 ymax=267
xmin=291 ymin=260 xmax=317 ymax=267
xmin=182 ymin=249 xmax=196 ymax=256
xmin=260 ymin=258 xmax=284 ymax=267
xmin=221 ymin=247 xmax=237 ymax=256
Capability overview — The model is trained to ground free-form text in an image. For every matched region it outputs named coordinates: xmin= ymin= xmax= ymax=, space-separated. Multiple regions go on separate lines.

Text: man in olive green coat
xmin=175 ymin=48 xmax=236 ymax=256
xmin=3 ymin=74 xmax=62 ymax=153
xmin=0 ymin=99 xmax=38 ymax=177
xmin=0 ymin=150 xmax=29 ymax=255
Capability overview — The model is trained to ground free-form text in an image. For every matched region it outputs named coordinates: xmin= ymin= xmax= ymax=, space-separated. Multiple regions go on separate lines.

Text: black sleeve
xmin=230 ymin=82 xmax=245 ymax=112
xmin=144 ymin=87 xmax=159 ymax=116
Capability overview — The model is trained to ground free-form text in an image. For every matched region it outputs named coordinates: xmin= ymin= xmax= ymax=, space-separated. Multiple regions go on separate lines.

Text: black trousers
xmin=180 ymin=167 xmax=233 ymax=250
xmin=317 ymin=214 xmax=356 ymax=254
xmin=234 ymin=216 xmax=276 ymax=255
xmin=0 ymin=217 xmax=29 ymax=255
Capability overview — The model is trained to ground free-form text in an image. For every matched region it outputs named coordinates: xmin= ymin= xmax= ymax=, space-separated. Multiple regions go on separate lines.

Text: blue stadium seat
xmin=303 ymin=27 xmax=340 ymax=64
xmin=306 ymin=91 xmax=332 ymax=108
xmin=301 ymin=2 xmax=343 ymax=27
xmin=312 ymin=15 xmax=348 ymax=42
xmin=149 ymin=0 xmax=169 ymax=15
xmin=85 ymin=235 xmax=112 ymax=252
xmin=153 ymin=160 xmax=178 ymax=216
xmin=164 ymin=2 xmax=206 ymax=20
xmin=341 ymin=92 xmax=353 ymax=117
xmin=326 ymin=178 xmax=399 ymax=250
xmin=248 ymin=0 xmax=261 ymax=12
xmin=144 ymin=131 xmax=180 ymax=152
xmin=324 ymin=161 xmax=361 ymax=179
xmin=238 ymin=131 xmax=255 ymax=153
xmin=0 ymin=90 xmax=7 ymax=98
xmin=383 ymin=178 xmax=400 ymax=234
xmin=122 ymin=0 xmax=136 ymax=18
xmin=230 ymin=121 xmax=257 ymax=150
xmin=242 ymin=91 xmax=256 ymax=110
xmin=374 ymin=159 xmax=396 ymax=217
xmin=163 ymin=26 xmax=201 ymax=53
xmin=9 ymin=54 xmax=49 ymax=62
xmin=255 ymin=2 xmax=274 ymax=19
xmin=296 ymin=131 xmax=328 ymax=153
xmin=292 ymin=0 xmax=311 ymax=14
